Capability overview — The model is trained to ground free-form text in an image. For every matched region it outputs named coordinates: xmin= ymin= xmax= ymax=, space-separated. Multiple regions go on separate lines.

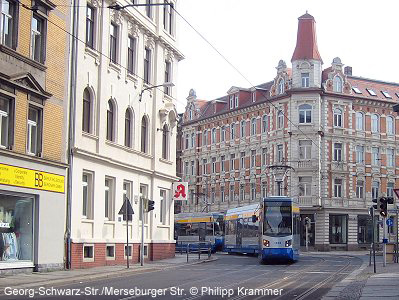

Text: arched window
xmin=141 ymin=116 xmax=148 ymax=152
xmin=298 ymin=104 xmax=312 ymax=124
xmin=262 ymin=115 xmax=268 ymax=133
xmin=334 ymin=108 xmax=342 ymax=127
xmin=82 ymin=88 xmax=91 ymax=133
xmin=162 ymin=124 xmax=169 ymax=159
xmin=251 ymin=118 xmax=257 ymax=135
xmin=278 ymin=79 xmax=284 ymax=94
xmin=371 ymin=114 xmax=379 ymax=133
xmin=106 ymin=100 xmax=114 ymax=141
xmin=387 ymin=116 xmax=394 ymax=135
xmin=124 ymin=108 xmax=132 ymax=147
xmin=240 ymin=120 xmax=246 ymax=138
xmin=333 ymin=76 xmax=343 ymax=93
xmin=278 ymin=110 xmax=284 ymax=128
xmin=356 ymin=112 xmax=364 ymax=131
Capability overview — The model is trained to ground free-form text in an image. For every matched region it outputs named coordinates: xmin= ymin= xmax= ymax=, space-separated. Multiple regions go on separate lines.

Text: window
xmin=234 ymin=95 xmax=238 ymax=108
xmin=82 ymin=88 xmax=92 ymax=133
xmin=86 ymin=4 xmax=95 ymax=48
xmin=1 ymin=0 xmax=17 ymax=49
xmin=333 ymin=76 xmax=342 ymax=93
xmin=298 ymin=104 xmax=312 ymax=124
xmin=27 ymin=106 xmax=42 ymax=155
xmin=83 ymin=245 xmax=94 ymax=261
xmin=372 ymin=181 xmax=379 ymax=199
xmin=299 ymin=177 xmax=312 ymax=196
xmin=221 ymin=187 xmax=225 ymax=202
xmin=276 ymin=110 xmax=284 ymax=129
xmin=261 ymin=148 xmax=267 ymax=166
xmin=163 ymin=0 xmax=174 ymax=35
xmin=229 ymin=96 xmax=234 ymax=109
xmin=139 ymin=184 xmax=148 ymax=223
xmin=124 ymin=109 xmax=133 ymax=148
xmin=82 ymin=172 xmax=93 ymax=218
xmin=251 ymin=118 xmax=257 ymax=135
xmin=382 ymin=91 xmax=392 ymax=98
xmin=262 ymin=115 xmax=269 ymax=133
xmin=202 ymin=159 xmax=207 ymax=174
xmin=127 ymin=36 xmax=136 ymax=74
xmin=212 ymin=157 xmax=216 ymax=173
xmin=145 ymin=0 xmax=152 ymax=19
xmin=356 ymin=112 xmax=364 ymax=131
xmin=141 ymin=116 xmax=148 ymax=152
xmin=106 ymin=245 xmax=115 ymax=259
xmin=160 ymin=190 xmax=167 ymax=225
xmin=189 ymin=109 xmax=193 ymax=120
xmin=251 ymin=183 xmax=256 ymax=201
xmin=371 ymin=114 xmax=379 ymax=133
xmin=144 ymin=47 xmax=151 ymax=84
xmin=301 ymin=73 xmax=309 ymax=88
xmin=356 ymin=180 xmax=364 ymax=199
xmin=240 ymin=120 xmax=246 ymax=138
xmin=106 ymin=100 xmax=115 ymax=141
xmin=109 ymin=22 xmax=118 ymax=63
xmin=230 ymin=154 xmax=235 ymax=170
xmin=162 ymin=124 xmax=169 ymax=159
xmin=299 ymin=140 xmax=312 ymax=160
xmin=220 ymin=126 xmax=226 ymax=142
xmin=262 ymin=182 xmax=267 ymax=198
xmin=278 ymin=79 xmax=284 ymax=94
xmin=352 ymin=87 xmax=362 ymax=94
xmin=184 ymin=134 xmax=189 ymax=149
xmin=164 ymin=60 xmax=172 ymax=95
xmin=190 ymin=133 xmax=195 ymax=148
xmin=104 ymin=178 xmax=114 ymax=220
xmin=386 ymin=116 xmax=394 ymax=135
xmin=387 ymin=182 xmax=394 ymax=198
xmin=239 ymin=184 xmax=244 ymax=203
xmin=329 ymin=215 xmax=347 ymax=244
xmin=250 ymin=150 xmax=256 ymax=168
xmin=221 ymin=155 xmax=225 ymax=172
xmin=387 ymin=148 xmax=395 ymax=167
xmin=371 ymin=147 xmax=379 ymax=165
xmin=333 ymin=143 xmax=342 ymax=162
xmin=229 ymin=183 xmax=234 ymax=202
xmin=356 ymin=145 xmax=364 ymax=164
xmin=252 ymin=91 xmax=256 ymax=102
xmin=366 ymin=88 xmax=377 ymax=96
xmin=190 ymin=160 xmax=194 ymax=175
xmin=334 ymin=179 xmax=342 ymax=197
xmin=211 ymin=188 xmax=215 ymax=203
xmin=0 ymin=96 xmax=12 ymax=148
xmin=334 ymin=108 xmax=342 ymax=127
xmin=230 ymin=123 xmax=236 ymax=140
xmin=184 ymin=161 xmax=189 ymax=176
xmin=240 ymin=152 xmax=245 ymax=169
xmin=277 ymin=144 xmax=283 ymax=163
xmin=31 ymin=13 xmax=46 ymax=63
xmin=211 ymin=128 xmax=216 ymax=144
xmin=202 ymin=130 xmax=207 ymax=146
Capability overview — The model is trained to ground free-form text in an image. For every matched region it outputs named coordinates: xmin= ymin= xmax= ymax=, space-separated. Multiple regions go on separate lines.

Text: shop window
xmin=106 ymin=245 xmax=115 ymax=259
xmin=357 ymin=215 xmax=373 ymax=244
xmin=329 ymin=215 xmax=348 ymax=244
xmin=83 ymin=245 xmax=94 ymax=261
xmin=0 ymin=194 xmax=33 ymax=263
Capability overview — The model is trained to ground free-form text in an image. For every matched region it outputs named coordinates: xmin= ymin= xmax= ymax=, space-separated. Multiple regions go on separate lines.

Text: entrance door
xmin=300 ymin=214 xmax=315 ymax=246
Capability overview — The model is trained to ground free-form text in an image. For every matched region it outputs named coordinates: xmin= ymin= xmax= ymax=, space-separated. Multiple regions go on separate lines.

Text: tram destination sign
xmin=0 ymin=163 xmax=65 ymax=193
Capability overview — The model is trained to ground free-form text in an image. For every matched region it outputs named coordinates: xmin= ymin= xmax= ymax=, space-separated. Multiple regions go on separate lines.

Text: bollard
xmin=198 ymin=243 xmax=201 ymax=260
xmin=208 ymin=243 xmax=211 ymax=259
xmin=186 ymin=244 xmax=189 ymax=263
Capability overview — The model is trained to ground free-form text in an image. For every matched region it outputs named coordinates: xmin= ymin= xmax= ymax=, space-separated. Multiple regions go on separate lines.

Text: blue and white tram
xmin=224 ymin=204 xmax=260 ymax=254
xmin=260 ymin=196 xmax=300 ymax=262
xmin=174 ymin=212 xmax=224 ymax=252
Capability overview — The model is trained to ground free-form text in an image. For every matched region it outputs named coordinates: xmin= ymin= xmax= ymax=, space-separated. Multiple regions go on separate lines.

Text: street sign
xmin=173 ymin=182 xmax=188 ymax=201
xmin=394 ymin=188 xmax=399 ymax=199
xmin=118 ymin=197 xmax=134 ymax=221
xmin=387 ymin=218 xmax=394 ymax=227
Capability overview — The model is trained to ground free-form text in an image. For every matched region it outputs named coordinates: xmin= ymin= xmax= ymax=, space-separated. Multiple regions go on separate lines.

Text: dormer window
xmin=366 ymin=88 xmax=377 ymax=96
xmin=352 ymin=87 xmax=362 ymax=94
xmin=229 ymin=95 xmax=234 ymax=109
xmin=252 ymin=91 xmax=256 ymax=102
xmin=382 ymin=91 xmax=392 ymax=98
xmin=278 ymin=79 xmax=284 ymax=94
xmin=234 ymin=95 xmax=239 ymax=108
xmin=333 ymin=76 xmax=342 ymax=93
xmin=301 ymin=73 xmax=309 ymax=88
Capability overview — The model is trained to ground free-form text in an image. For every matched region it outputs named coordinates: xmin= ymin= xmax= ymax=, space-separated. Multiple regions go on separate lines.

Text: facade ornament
xmin=110 ymin=9 xmax=123 ymax=25
xmin=144 ymin=35 xmax=155 ymax=49
xmin=127 ymin=21 xmax=140 ymax=38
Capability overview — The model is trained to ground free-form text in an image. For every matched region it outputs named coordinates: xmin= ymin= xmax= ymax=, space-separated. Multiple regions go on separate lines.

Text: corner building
xmin=179 ymin=13 xmax=399 ymax=251
xmin=69 ymin=0 xmax=183 ymax=268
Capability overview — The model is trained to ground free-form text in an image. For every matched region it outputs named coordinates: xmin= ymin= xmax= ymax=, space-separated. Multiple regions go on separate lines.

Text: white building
xmin=68 ymin=0 xmax=183 ymax=268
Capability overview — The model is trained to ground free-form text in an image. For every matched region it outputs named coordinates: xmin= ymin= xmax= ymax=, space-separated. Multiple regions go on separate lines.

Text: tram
xmin=224 ymin=197 xmax=300 ymax=262
xmin=174 ymin=212 xmax=224 ymax=252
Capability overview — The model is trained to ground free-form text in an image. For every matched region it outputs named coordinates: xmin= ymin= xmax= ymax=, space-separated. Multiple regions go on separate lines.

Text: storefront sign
xmin=0 ymin=222 xmax=10 ymax=228
xmin=172 ymin=182 xmax=188 ymax=201
xmin=0 ymin=163 xmax=65 ymax=193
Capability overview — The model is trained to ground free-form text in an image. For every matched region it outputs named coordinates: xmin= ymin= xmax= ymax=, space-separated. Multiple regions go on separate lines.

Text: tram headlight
xmin=285 ymin=239 xmax=292 ymax=247
xmin=263 ymin=239 xmax=270 ymax=247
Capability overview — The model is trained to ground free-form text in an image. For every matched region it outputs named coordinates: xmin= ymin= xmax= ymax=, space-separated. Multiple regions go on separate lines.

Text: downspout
xmin=66 ymin=0 xmax=79 ymax=270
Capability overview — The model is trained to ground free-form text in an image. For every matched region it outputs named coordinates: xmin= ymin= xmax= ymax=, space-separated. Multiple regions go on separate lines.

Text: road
xmin=2 ymin=253 xmax=362 ymax=300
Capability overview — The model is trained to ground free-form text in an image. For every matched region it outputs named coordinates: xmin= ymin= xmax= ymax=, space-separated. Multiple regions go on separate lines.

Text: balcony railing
xmin=298 ymin=196 xmax=318 ymax=206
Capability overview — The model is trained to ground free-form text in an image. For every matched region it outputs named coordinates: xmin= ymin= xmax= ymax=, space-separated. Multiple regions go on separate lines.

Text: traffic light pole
xmin=383 ymin=216 xmax=387 ymax=267
xmin=141 ymin=197 xmax=145 ymax=267
xmin=371 ymin=206 xmax=376 ymax=273
xmin=126 ymin=200 xmax=129 ymax=269
xmin=305 ymin=224 xmax=309 ymax=252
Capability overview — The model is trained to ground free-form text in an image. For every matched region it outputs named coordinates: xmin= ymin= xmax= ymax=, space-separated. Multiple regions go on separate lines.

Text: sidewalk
xmin=0 ymin=253 xmax=216 ymax=291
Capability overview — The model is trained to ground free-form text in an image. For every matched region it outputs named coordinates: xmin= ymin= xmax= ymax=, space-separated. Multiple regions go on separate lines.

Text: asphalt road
xmin=3 ymin=253 xmax=362 ymax=300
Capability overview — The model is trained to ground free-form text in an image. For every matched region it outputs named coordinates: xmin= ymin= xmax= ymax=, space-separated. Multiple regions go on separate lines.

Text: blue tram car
xmin=174 ymin=212 xmax=224 ymax=252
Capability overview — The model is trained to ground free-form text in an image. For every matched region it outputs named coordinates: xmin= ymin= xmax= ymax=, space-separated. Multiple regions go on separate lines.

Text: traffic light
xmin=387 ymin=197 xmax=394 ymax=205
xmin=372 ymin=198 xmax=378 ymax=210
xmin=304 ymin=217 xmax=311 ymax=227
xmin=379 ymin=197 xmax=388 ymax=218
xmin=147 ymin=200 xmax=155 ymax=212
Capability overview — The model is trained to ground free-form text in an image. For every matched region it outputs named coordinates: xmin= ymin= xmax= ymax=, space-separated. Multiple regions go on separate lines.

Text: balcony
xmin=296 ymin=160 xmax=316 ymax=169
xmin=298 ymin=196 xmax=318 ymax=207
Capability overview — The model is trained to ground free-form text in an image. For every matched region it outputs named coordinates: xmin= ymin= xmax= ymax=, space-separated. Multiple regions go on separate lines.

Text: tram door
xmin=199 ymin=223 xmax=206 ymax=242
xmin=236 ymin=219 xmax=243 ymax=247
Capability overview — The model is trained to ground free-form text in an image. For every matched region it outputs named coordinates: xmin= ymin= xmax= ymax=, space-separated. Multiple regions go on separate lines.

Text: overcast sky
xmin=175 ymin=0 xmax=399 ymax=113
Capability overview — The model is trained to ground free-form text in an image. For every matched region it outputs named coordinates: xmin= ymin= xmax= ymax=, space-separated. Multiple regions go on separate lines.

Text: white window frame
xmin=261 ymin=148 xmax=267 ymax=166
xmin=356 ymin=180 xmax=364 ymax=199
xmin=240 ymin=120 xmax=246 ymax=138
xmin=212 ymin=157 xmax=216 ymax=173
xmin=278 ymin=79 xmax=284 ymax=94
xmin=221 ymin=155 xmax=225 ymax=172
xmin=387 ymin=116 xmax=394 ymax=135
xmin=240 ymin=152 xmax=245 ymax=169
xmin=334 ymin=179 xmax=342 ymax=198
xmin=230 ymin=123 xmax=236 ymax=140
xmin=334 ymin=108 xmax=342 ymax=127
xmin=251 ymin=118 xmax=256 ymax=135
xmin=211 ymin=128 xmax=216 ymax=144
xmin=371 ymin=114 xmax=379 ymax=133
xmin=387 ymin=148 xmax=395 ymax=168
xmin=356 ymin=112 xmax=364 ymax=131
xmin=298 ymin=104 xmax=312 ymax=124
xmin=333 ymin=76 xmax=343 ymax=93
xmin=334 ymin=143 xmax=342 ymax=162
xmin=299 ymin=177 xmax=312 ymax=196
xmin=301 ymin=73 xmax=309 ymax=88
xmin=299 ymin=140 xmax=312 ymax=160
xmin=262 ymin=115 xmax=268 ymax=133
xmin=221 ymin=126 xmax=226 ymax=142
xmin=250 ymin=150 xmax=256 ymax=168
xmin=230 ymin=154 xmax=235 ymax=170
xmin=371 ymin=147 xmax=380 ymax=166
xmin=356 ymin=145 xmax=364 ymax=164
xmin=372 ymin=181 xmax=379 ymax=199
xmin=277 ymin=110 xmax=284 ymax=128
xmin=277 ymin=144 xmax=283 ymax=163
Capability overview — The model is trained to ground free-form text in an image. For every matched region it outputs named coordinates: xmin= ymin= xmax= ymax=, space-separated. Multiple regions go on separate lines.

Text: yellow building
xmin=0 ymin=0 xmax=69 ymax=273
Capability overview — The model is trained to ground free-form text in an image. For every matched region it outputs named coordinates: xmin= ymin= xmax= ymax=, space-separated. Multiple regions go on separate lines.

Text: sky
xmin=175 ymin=0 xmax=399 ymax=113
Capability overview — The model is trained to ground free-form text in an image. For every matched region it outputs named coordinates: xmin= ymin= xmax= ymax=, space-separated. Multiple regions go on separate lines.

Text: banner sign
xmin=173 ymin=182 xmax=188 ymax=201
xmin=0 ymin=163 xmax=65 ymax=193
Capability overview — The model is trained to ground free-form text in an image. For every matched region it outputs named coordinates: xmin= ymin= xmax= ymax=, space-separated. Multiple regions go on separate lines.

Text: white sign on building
xmin=173 ymin=182 xmax=188 ymax=201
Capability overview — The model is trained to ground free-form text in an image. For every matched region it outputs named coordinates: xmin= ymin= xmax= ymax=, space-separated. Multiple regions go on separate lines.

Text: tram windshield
xmin=263 ymin=202 xmax=292 ymax=237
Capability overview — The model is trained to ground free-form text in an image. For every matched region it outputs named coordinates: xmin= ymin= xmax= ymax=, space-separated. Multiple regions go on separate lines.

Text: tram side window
xmin=226 ymin=220 xmax=236 ymax=235
xmin=242 ymin=218 xmax=248 ymax=237
xmin=190 ymin=223 xmax=199 ymax=236
xmin=214 ymin=222 xmax=223 ymax=236
xmin=206 ymin=222 xmax=213 ymax=236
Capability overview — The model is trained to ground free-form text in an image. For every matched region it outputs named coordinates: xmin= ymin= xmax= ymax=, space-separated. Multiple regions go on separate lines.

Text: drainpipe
xmin=66 ymin=0 xmax=79 ymax=269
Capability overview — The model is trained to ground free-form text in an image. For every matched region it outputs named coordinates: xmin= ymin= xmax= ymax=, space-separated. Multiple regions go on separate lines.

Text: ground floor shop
xmin=0 ymin=157 xmax=66 ymax=274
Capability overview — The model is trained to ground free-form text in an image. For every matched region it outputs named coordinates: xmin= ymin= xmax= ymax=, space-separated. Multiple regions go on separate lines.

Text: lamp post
xmin=139 ymin=82 xmax=175 ymax=102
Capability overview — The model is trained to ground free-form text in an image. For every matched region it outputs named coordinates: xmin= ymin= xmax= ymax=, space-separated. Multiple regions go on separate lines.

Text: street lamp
xmin=139 ymin=82 xmax=175 ymax=102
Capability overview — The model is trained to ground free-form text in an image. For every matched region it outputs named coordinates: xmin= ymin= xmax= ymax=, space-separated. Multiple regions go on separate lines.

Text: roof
xmin=347 ymin=76 xmax=399 ymax=102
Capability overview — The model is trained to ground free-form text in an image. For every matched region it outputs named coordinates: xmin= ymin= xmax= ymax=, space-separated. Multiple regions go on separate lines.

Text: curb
xmin=0 ymin=257 xmax=218 ymax=294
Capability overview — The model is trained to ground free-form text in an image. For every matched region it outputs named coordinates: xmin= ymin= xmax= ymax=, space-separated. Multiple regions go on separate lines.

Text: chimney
xmin=291 ymin=12 xmax=322 ymax=63
xmin=344 ymin=66 xmax=352 ymax=76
